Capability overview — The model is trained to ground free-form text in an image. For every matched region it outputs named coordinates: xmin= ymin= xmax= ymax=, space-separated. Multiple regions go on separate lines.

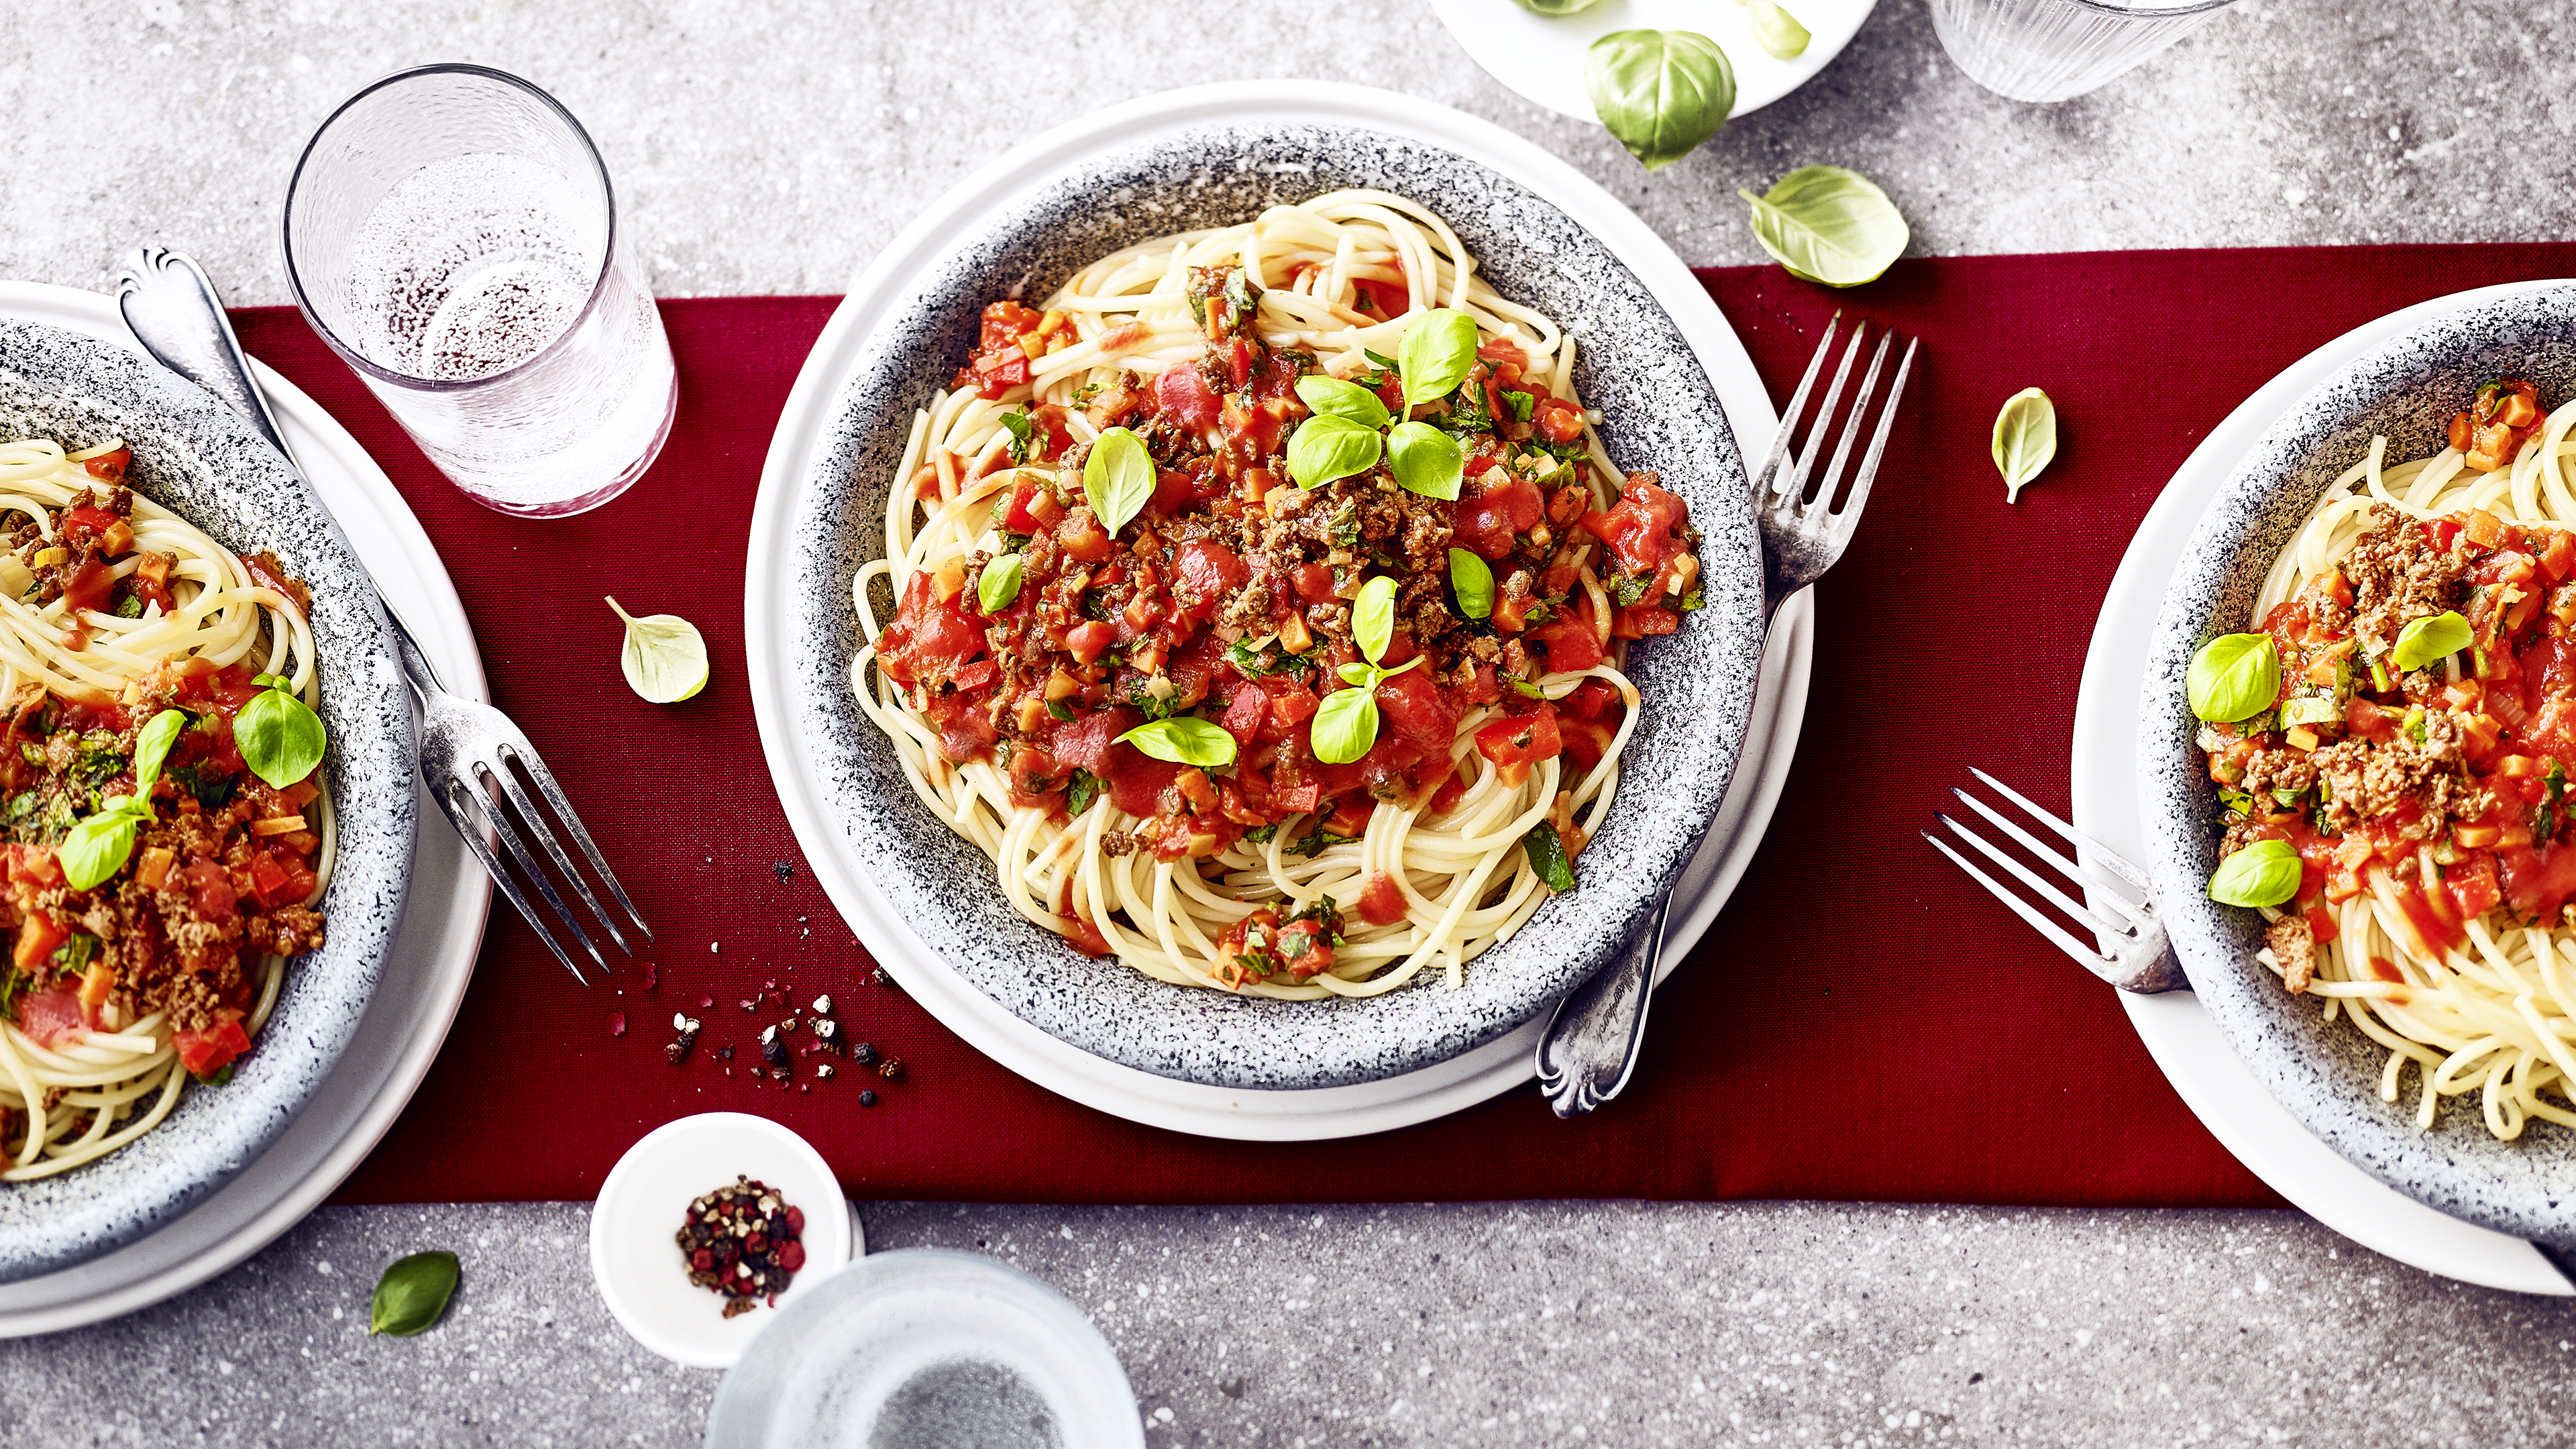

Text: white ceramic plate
xmin=747 ymin=80 xmax=1805 ymax=1140
xmin=2070 ymin=278 xmax=2576 ymax=1297
xmin=1430 ymin=0 xmax=1880 ymax=124
xmin=590 ymin=1113 xmax=859 ymax=1370
xmin=0 ymin=282 xmax=493 ymax=1335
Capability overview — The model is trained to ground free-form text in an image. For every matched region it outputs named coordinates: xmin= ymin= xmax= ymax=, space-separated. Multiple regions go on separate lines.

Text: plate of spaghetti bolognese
xmin=749 ymin=83 xmax=1770 ymax=1099
xmin=0 ymin=318 xmax=414 ymax=1283
xmin=2141 ymin=282 xmax=2576 ymax=1248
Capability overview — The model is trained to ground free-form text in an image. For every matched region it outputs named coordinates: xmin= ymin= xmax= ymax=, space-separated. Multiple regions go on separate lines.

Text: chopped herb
xmin=1612 ymin=572 xmax=1652 ymax=608
xmin=1067 ymin=769 xmax=1101 ymax=818
xmin=1438 ymin=378 xmax=1494 ymax=435
xmin=999 ymin=409 xmax=1037 ymax=464
xmin=1224 ymin=268 xmax=1262 ymax=335
xmin=2218 ymin=788 xmax=2254 ymax=817
xmin=113 ymin=594 xmax=143 ymax=619
xmin=1071 ymin=381 xmax=1104 ymax=407
xmin=1328 ymin=503 xmax=1360 ymax=549
xmin=1679 ymin=588 xmax=1705 ymax=612
xmin=1288 ymin=822 xmax=1354 ymax=858
xmin=1244 ymin=823 xmax=1279 ymax=845
xmin=1045 ymin=699 xmax=1075 ymax=722
xmin=1276 ymin=348 xmax=1318 ymax=374
xmin=1523 ymin=822 xmax=1578 ymax=892
xmin=1364 ymin=347 xmax=1401 ymax=374
xmin=1224 ymin=639 xmax=1311 ymax=678
xmin=69 ymin=731 xmax=123 ymax=786
xmin=1501 ymin=390 xmax=1536 ymax=422
xmin=164 ymin=761 xmax=237 ymax=812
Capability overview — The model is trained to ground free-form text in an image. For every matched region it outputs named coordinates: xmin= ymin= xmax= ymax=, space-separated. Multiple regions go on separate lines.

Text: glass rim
xmin=280 ymin=62 xmax=622 ymax=394
xmin=2056 ymin=0 xmax=2239 ymax=15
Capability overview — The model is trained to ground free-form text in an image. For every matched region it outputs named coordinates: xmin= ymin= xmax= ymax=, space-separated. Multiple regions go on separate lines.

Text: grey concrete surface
xmin=11 ymin=1198 xmax=2576 ymax=1448
xmin=3 ymin=0 xmax=2575 ymax=1444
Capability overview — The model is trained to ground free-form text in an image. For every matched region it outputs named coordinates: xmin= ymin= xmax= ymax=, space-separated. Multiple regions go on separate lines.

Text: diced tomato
xmin=62 ymin=504 xmax=119 ymax=541
xmin=1534 ymin=399 xmax=1585 ymax=446
xmin=185 ymin=858 xmax=237 ymax=918
xmin=1173 ymin=540 xmax=1248 ymax=616
xmin=1454 ymin=468 xmax=1544 ymax=560
xmin=1291 ymin=561 xmax=1338 ymax=604
xmin=1375 ymin=667 xmax=1457 ymax=753
xmin=15 ymin=989 xmax=88 ymax=1049
xmin=12 ymin=910 xmax=64 ymax=973
xmin=1610 ymin=605 xmax=1679 ymax=639
xmin=2449 ymin=853 xmax=2504 ymax=922
xmin=1529 ymin=616 xmax=1604 ymax=674
xmin=1056 ymin=505 xmax=1118 ymax=561
xmin=61 ymin=555 xmax=115 ymax=617
xmin=1474 ymin=705 xmax=1562 ymax=787
xmin=875 ymin=570 xmax=989 ymax=690
xmin=1065 ymin=621 xmax=1118 ymax=665
xmin=1154 ymin=366 xmax=1222 ymax=434
xmin=1002 ymin=476 xmax=1063 ymax=533
xmin=1220 ymin=683 xmax=1270 ymax=745
xmin=76 ymin=444 xmax=131 ymax=482
xmin=919 ymin=688 xmax=998 ymax=763
xmin=1582 ymin=475 xmax=1693 ymax=580
xmin=172 ymin=1010 xmax=253 ymax=1076
xmin=246 ymin=853 xmax=292 ymax=908
xmin=1357 ymin=871 xmax=1408 ymax=926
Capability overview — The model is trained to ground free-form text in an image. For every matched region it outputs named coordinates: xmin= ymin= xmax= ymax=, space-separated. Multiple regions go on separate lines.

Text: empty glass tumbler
xmin=283 ymin=64 xmax=676 ymax=517
xmin=1929 ymin=0 xmax=2240 ymax=104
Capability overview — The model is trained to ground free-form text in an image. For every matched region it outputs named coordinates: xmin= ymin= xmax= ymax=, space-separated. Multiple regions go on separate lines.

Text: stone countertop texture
xmin=4 ymin=0 xmax=2576 ymax=1444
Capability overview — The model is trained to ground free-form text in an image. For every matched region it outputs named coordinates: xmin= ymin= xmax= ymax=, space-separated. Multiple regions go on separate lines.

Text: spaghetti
xmin=852 ymin=191 xmax=1704 ymax=1000
xmin=2204 ymin=376 xmax=2576 ymax=1139
xmin=0 ymin=438 xmax=333 ymax=1179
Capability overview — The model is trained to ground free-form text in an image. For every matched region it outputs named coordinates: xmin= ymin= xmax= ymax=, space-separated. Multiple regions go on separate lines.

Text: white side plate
xmin=1429 ymin=0 xmax=1881 ymax=124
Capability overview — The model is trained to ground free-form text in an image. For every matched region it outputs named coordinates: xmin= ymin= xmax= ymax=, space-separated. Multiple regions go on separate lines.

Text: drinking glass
xmin=1928 ymin=0 xmax=2240 ymax=104
xmin=282 ymin=64 xmax=676 ymax=517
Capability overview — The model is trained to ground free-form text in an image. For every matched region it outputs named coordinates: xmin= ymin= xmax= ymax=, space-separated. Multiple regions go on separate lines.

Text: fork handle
xmin=1537 ymin=895 xmax=1668 ymax=1116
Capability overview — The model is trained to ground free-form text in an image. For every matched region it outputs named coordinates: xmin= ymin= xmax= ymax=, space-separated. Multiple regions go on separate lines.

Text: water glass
xmin=1929 ymin=0 xmax=2239 ymax=104
xmin=282 ymin=64 xmax=676 ymax=517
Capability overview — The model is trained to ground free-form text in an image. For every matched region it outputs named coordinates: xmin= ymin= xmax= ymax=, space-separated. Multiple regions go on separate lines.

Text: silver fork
xmin=113 ymin=244 xmax=651 ymax=984
xmin=1924 ymin=768 xmax=2186 ymax=994
xmin=1538 ymin=314 xmax=1919 ymax=1116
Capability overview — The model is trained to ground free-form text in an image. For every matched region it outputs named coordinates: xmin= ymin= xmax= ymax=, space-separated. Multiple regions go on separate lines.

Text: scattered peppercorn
xmin=760 ymin=1036 xmax=788 ymax=1069
xmin=769 ymin=1067 xmax=790 ymax=1081
xmin=773 ymin=860 xmax=795 ymax=883
xmin=859 ymin=1089 xmax=878 ymax=1107
xmin=811 ymin=994 xmax=834 ymax=1016
xmin=676 ymin=1177 xmax=806 ymax=1318
xmin=813 ymin=1019 xmax=841 ymax=1047
xmin=715 ymin=1045 xmax=736 ymax=1062
xmin=876 ymin=1057 xmax=903 ymax=1081
xmin=816 ymin=1063 xmax=836 ymax=1080
xmin=851 ymin=1041 xmax=877 ymax=1067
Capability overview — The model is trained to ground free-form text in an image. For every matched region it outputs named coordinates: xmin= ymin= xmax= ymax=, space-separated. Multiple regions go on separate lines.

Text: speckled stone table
xmin=3 ymin=0 xmax=2575 ymax=1444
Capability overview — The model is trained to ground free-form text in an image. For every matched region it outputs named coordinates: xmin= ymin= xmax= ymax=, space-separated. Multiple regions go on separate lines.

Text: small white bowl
xmin=588 ymin=1112 xmax=859 ymax=1368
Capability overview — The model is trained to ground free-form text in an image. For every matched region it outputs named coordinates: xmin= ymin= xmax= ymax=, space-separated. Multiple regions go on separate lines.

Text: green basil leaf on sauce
xmin=1737 ymin=166 xmax=1910 ymax=288
xmin=1117 ymin=716 xmax=1238 ymax=768
xmin=1294 ymin=376 xmax=1391 ymax=429
xmin=1309 ymin=684 xmax=1381 ymax=765
xmin=1736 ymin=0 xmax=1811 ymax=58
xmin=2207 ymin=839 xmax=2301 ymax=909
xmin=1287 ymin=414 xmax=1384 ymax=490
xmin=1352 ymin=575 xmax=1399 ymax=665
xmin=2391 ymin=610 xmax=2472 ymax=672
xmin=1991 ymin=388 xmax=2059 ymax=504
xmin=998 ymin=408 xmax=1037 ymax=464
xmin=1067 ymin=768 xmax=1101 ymax=818
xmin=370 ymin=1250 xmax=461 ymax=1338
xmin=234 ymin=679 xmax=328 ymax=790
xmin=131 ymin=708 xmax=188 ymax=793
xmin=1398 ymin=308 xmax=1481 ymax=409
xmin=1386 ymin=421 xmax=1464 ymax=501
xmin=1585 ymin=30 xmax=1736 ymax=173
xmin=1337 ymin=661 xmax=1377 ymax=688
xmin=1524 ymin=821 xmax=1578 ymax=892
xmin=978 ymin=553 xmax=1024 ymax=614
xmin=1083 ymin=426 xmax=1154 ymax=535
xmin=56 ymin=802 xmax=143 ymax=892
xmin=2185 ymin=633 xmax=2280 ymax=724
xmin=1448 ymin=548 xmax=1495 ymax=621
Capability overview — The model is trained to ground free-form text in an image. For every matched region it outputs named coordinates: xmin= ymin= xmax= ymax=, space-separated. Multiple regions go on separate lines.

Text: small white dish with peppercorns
xmin=588 ymin=1112 xmax=859 ymax=1368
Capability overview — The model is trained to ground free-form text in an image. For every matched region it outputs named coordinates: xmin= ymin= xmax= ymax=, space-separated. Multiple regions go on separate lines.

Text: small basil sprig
xmin=1289 ymin=415 xmax=1383 ymax=490
xmin=978 ymin=553 xmax=1024 ymax=614
xmin=1387 ymin=422 xmax=1464 ymax=501
xmin=1118 ymin=716 xmax=1237 ymax=768
xmin=1083 ymin=426 xmax=1152 ymax=535
xmin=2186 ymin=634 xmax=2279 ymax=724
xmin=1992 ymin=388 xmax=2057 ymax=504
xmin=1524 ymin=821 xmax=1578 ymax=892
xmin=1399 ymin=309 xmax=1480 ymax=409
xmin=1736 ymin=0 xmax=1811 ymax=58
xmin=235 ymin=674 xmax=327 ymax=790
xmin=2207 ymin=839 xmax=2300 ymax=908
xmin=1311 ymin=578 xmax=1426 ymax=765
xmin=1586 ymin=30 xmax=1736 ymax=173
xmin=1448 ymin=548 xmax=1495 ymax=621
xmin=370 ymin=1250 xmax=461 ymax=1337
xmin=2391 ymin=611 xmax=2471 ymax=672
xmin=1738 ymin=166 xmax=1910 ymax=288
xmin=58 ymin=708 xmax=188 ymax=892
xmin=1295 ymin=376 xmax=1391 ymax=429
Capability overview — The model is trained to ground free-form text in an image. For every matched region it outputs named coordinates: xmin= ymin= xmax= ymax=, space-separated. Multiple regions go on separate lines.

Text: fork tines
xmin=428 ymin=718 xmax=651 ymax=986
xmin=1756 ymin=312 xmax=1918 ymax=524
xmin=1921 ymin=767 xmax=2159 ymax=980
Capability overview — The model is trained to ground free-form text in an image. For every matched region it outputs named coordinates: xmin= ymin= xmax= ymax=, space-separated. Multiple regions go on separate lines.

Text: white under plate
xmin=2070 ymin=278 xmax=2576 ymax=1297
xmin=1429 ymin=0 xmax=1880 ymax=125
xmin=0 ymin=282 xmax=493 ymax=1336
xmin=747 ymin=81 xmax=1805 ymax=1140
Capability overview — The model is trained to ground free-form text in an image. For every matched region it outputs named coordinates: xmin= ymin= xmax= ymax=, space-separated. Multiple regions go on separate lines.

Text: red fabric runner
xmin=245 ymin=241 xmax=2576 ymax=1208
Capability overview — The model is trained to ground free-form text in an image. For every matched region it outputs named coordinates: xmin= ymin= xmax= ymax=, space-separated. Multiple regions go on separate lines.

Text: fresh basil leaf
xmin=370 ymin=1250 xmax=460 ymax=1337
xmin=2185 ymin=633 xmax=2279 ymax=725
xmin=1244 ymin=823 xmax=1279 ymax=845
xmin=1288 ymin=822 xmax=1354 ymax=858
xmin=1524 ymin=822 xmax=1578 ymax=892
xmin=1737 ymin=166 xmax=1910 ymax=288
xmin=1735 ymin=0 xmax=1810 ymax=58
xmin=978 ymin=553 xmax=1024 ymax=614
xmin=1352 ymin=575 xmax=1399 ymax=666
xmin=1386 ymin=421 xmax=1464 ymax=501
xmin=57 ymin=804 xmax=142 ymax=892
xmin=1083 ymin=426 xmax=1153 ymax=535
xmin=234 ymin=681 xmax=327 ymax=790
xmin=1500 ymin=390 xmax=1536 ymax=423
xmin=1362 ymin=347 xmax=1401 ymax=376
xmin=2207 ymin=838 xmax=2301 ymax=909
xmin=1118 ymin=716 xmax=1238 ymax=767
xmin=1585 ymin=30 xmax=1736 ymax=173
xmin=1449 ymin=548 xmax=1495 ymax=621
xmin=2391 ymin=610 xmax=2472 ymax=672
xmin=1287 ymin=415 xmax=1384 ymax=490
xmin=1398 ymin=308 xmax=1480 ymax=409
xmin=1991 ymin=388 xmax=2057 ymax=504
xmin=999 ymin=409 xmax=1036 ymax=464
xmin=131 ymin=708 xmax=187 ymax=793
xmin=1067 ymin=769 xmax=1100 ymax=817
xmin=1309 ymin=684 xmax=1381 ymax=765
xmin=1295 ymin=376 xmax=1391 ymax=429
xmin=1336 ymin=661 xmax=1377 ymax=688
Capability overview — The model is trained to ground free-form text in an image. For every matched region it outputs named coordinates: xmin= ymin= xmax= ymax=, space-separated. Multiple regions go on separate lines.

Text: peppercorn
xmin=859 ymin=1089 xmax=878 ymax=1107
xmin=851 ymin=1040 xmax=877 ymax=1067
xmin=811 ymin=994 xmax=834 ymax=1016
xmin=814 ymin=1019 xmax=841 ymax=1046
xmin=761 ymin=1034 xmax=788 ymax=1068
xmin=876 ymin=1057 xmax=903 ymax=1081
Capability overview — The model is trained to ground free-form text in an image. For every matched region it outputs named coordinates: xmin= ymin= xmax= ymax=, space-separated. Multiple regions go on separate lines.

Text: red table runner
xmin=243 ymin=241 xmax=2576 ymax=1208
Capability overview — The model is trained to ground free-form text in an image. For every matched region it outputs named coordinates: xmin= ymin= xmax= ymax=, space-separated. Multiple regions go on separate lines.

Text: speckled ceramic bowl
xmin=0 ymin=321 xmax=415 ymax=1283
xmin=2140 ymin=284 xmax=2576 ymax=1246
xmin=778 ymin=122 xmax=1764 ymax=1091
